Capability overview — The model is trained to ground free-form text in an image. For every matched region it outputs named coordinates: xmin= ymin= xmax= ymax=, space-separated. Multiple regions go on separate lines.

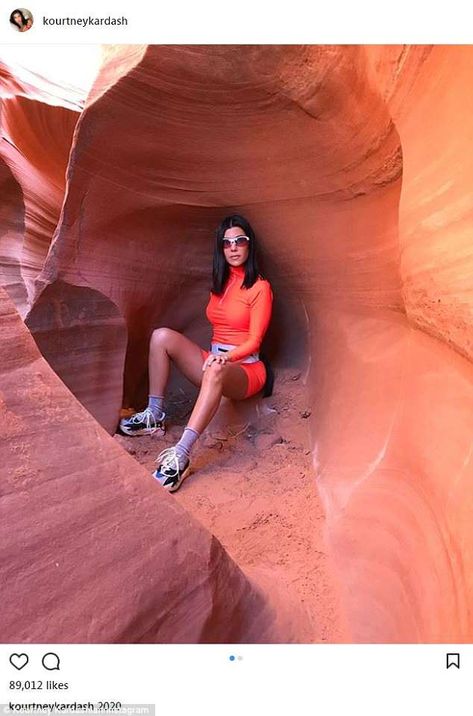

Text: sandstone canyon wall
xmin=0 ymin=286 xmax=287 ymax=643
xmin=0 ymin=45 xmax=472 ymax=642
xmin=0 ymin=62 xmax=79 ymax=315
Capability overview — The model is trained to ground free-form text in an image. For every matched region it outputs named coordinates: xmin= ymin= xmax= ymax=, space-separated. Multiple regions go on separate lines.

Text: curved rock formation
xmin=0 ymin=155 xmax=26 ymax=308
xmin=0 ymin=64 xmax=78 ymax=314
xmin=0 ymin=45 xmax=472 ymax=642
xmin=25 ymin=281 xmax=127 ymax=434
xmin=0 ymin=287 xmax=291 ymax=643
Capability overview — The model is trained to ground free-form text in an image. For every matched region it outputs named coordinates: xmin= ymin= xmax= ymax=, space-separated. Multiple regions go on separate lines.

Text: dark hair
xmin=10 ymin=9 xmax=28 ymax=27
xmin=211 ymin=214 xmax=264 ymax=295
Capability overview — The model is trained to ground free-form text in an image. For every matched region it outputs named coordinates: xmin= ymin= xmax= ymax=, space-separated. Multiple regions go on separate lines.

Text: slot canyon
xmin=1 ymin=45 xmax=472 ymax=642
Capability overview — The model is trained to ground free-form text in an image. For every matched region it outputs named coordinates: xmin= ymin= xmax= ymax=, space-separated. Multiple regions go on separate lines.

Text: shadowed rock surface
xmin=25 ymin=280 xmax=127 ymax=434
xmin=0 ymin=287 xmax=294 ymax=643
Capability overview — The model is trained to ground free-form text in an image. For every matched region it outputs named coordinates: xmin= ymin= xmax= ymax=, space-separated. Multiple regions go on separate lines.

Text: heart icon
xmin=10 ymin=653 xmax=29 ymax=670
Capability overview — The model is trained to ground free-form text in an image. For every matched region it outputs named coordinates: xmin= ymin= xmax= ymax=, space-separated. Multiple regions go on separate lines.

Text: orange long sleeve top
xmin=205 ymin=265 xmax=273 ymax=362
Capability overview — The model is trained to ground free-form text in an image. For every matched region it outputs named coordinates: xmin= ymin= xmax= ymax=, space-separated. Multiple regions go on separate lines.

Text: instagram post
xmin=0 ymin=1 xmax=472 ymax=713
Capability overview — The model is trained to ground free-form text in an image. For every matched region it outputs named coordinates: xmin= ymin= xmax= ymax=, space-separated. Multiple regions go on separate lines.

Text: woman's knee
xmin=202 ymin=361 xmax=225 ymax=385
xmin=150 ymin=326 xmax=178 ymax=347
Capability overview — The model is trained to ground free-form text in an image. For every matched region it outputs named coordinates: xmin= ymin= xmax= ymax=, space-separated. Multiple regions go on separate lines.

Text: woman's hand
xmin=202 ymin=353 xmax=230 ymax=372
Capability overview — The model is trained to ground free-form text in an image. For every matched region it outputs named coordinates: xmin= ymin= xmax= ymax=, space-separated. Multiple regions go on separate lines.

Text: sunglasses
xmin=222 ymin=235 xmax=250 ymax=249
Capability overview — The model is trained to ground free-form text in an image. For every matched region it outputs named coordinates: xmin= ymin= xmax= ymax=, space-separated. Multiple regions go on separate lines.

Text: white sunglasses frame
xmin=222 ymin=235 xmax=250 ymax=248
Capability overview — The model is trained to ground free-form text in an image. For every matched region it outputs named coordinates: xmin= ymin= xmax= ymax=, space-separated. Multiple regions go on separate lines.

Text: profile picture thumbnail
xmin=9 ymin=8 xmax=33 ymax=32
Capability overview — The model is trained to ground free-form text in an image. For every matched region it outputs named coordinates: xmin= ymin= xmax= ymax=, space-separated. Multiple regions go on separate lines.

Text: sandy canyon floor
xmin=114 ymin=368 xmax=348 ymax=642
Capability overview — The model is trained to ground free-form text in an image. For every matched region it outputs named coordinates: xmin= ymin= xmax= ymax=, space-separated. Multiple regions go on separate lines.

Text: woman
xmin=120 ymin=214 xmax=273 ymax=492
xmin=10 ymin=9 xmax=32 ymax=31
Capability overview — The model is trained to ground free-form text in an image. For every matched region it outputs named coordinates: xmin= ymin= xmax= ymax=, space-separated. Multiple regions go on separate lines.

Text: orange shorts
xmin=200 ymin=349 xmax=266 ymax=399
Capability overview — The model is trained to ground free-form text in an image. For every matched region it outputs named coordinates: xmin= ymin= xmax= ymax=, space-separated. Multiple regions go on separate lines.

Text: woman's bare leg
xmin=186 ymin=360 xmax=249 ymax=433
xmin=154 ymin=355 xmax=250 ymax=489
xmin=148 ymin=327 xmax=206 ymax=395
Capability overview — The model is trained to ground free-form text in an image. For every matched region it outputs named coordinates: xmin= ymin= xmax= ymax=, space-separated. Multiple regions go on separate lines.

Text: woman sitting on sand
xmin=120 ymin=214 xmax=273 ymax=492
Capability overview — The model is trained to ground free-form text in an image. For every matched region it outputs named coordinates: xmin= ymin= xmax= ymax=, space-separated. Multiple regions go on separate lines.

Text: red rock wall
xmin=312 ymin=46 xmax=473 ymax=641
xmin=0 ymin=64 xmax=78 ymax=315
xmin=0 ymin=156 xmax=27 ymax=309
xmin=25 ymin=281 xmax=127 ymax=433
xmin=35 ymin=45 xmax=403 ymax=416
xmin=0 ymin=287 xmax=286 ymax=643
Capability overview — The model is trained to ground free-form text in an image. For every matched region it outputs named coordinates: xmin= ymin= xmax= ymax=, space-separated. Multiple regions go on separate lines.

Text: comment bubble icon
xmin=42 ymin=652 xmax=60 ymax=671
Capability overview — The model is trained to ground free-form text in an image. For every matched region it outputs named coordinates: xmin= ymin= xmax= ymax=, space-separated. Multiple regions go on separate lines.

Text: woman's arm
xmin=226 ymin=281 xmax=273 ymax=363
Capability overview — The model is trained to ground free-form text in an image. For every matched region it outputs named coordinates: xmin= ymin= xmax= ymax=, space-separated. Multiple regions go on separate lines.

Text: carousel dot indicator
xmin=229 ymin=655 xmax=236 ymax=661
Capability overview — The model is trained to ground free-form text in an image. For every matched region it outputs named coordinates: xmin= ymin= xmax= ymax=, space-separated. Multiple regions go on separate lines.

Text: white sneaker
xmin=152 ymin=446 xmax=191 ymax=493
xmin=119 ymin=407 xmax=166 ymax=436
